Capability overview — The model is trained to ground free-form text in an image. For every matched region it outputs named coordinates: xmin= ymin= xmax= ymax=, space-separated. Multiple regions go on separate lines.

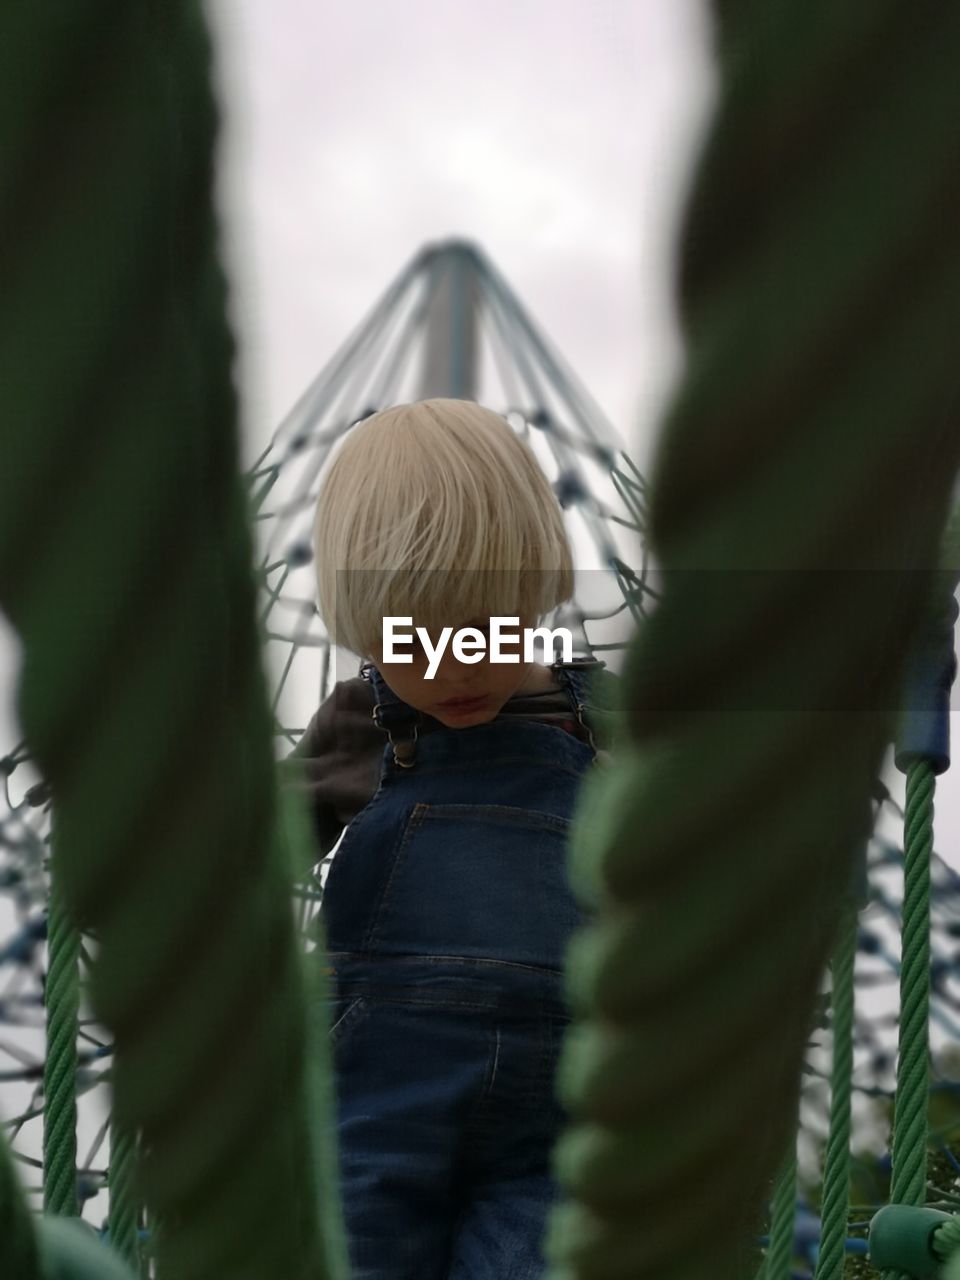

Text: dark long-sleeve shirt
xmin=283 ymin=666 xmax=618 ymax=859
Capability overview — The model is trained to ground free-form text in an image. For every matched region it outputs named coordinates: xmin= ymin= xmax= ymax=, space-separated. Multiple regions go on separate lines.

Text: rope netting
xmin=248 ymin=236 xmax=652 ymax=759
xmin=2 ymin=1 xmax=960 ymax=1279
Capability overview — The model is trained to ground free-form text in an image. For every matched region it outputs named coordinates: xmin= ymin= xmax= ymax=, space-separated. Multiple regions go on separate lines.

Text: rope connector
xmin=868 ymin=1204 xmax=952 ymax=1278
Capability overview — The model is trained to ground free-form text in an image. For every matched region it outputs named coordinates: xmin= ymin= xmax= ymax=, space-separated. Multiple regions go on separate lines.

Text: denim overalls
xmin=320 ymin=658 xmax=604 ymax=1280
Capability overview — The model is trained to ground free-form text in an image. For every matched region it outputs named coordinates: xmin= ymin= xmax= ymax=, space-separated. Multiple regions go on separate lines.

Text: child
xmin=289 ymin=398 xmax=616 ymax=1280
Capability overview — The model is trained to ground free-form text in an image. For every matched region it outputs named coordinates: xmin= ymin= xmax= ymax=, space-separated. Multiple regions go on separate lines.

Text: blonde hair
xmin=313 ymin=399 xmax=574 ymax=655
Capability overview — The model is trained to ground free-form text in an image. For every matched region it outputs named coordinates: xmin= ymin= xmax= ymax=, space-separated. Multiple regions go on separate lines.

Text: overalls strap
xmin=360 ymin=654 xmax=609 ymax=768
xmin=361 ymin=660 xmax=421 ymax=767
xmin=550 ymin=655 xmax=610 ymax=761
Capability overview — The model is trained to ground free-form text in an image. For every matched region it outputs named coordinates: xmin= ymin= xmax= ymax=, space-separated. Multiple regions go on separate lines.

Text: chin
xmin=435 ymin=703 xmax=498 ymax=727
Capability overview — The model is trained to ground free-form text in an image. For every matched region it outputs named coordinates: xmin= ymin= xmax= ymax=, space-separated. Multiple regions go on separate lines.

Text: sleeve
xmin=279 ymin=676 xmax=386 ymax=861
xmin=279 ymin=686 xmax=349 ymax=861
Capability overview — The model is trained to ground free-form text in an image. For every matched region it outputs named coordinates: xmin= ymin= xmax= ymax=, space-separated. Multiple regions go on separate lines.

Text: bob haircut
xmin=313 ymin=398 xmax=575 ymax=657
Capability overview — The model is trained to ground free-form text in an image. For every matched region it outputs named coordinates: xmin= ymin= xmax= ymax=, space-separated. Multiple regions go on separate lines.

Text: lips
xmin=438 ymin=695 xmax=487 ymax=709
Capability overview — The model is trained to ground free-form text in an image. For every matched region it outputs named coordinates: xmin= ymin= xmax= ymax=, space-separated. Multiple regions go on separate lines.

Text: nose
xmin=434 ymin=646 xmax=485 ymax=687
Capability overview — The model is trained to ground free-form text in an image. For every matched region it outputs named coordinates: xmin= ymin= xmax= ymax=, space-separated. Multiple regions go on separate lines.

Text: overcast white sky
xmin=204 ymin=0 xmax=716 ymax=469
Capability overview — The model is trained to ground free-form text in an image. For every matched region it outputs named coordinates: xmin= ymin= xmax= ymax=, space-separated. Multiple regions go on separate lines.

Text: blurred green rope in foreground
xmin=0 ymin=3 xmax=347 ymax=1277
xmin=544 ymin=4 xmax=960 ymax=1279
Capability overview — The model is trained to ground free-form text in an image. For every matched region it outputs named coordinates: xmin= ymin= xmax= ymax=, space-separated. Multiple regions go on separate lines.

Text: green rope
xmin=43 ymin=871 xmax=80 ymax=1216
xmin=759 ymin=1144 xmax=797 ymax=1280
xmin=108 ymin=1122 xmax=140 ymax=1269
xmin=541 ymin=2 xmax=960 ymax=1276
xmin=0 ymin=1129 xmax=42 ymax=1280
xmin=882 ymin=760 xmax=935 ymax=1280
xmin=0 ymin=3 xmax=346 ymax=1276
xmin=813 ymin=905 xmax=857 ymax=1280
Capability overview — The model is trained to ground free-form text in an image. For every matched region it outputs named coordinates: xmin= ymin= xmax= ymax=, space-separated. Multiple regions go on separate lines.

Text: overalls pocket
xmin=365 ymin=802 xmax=584 ymax=970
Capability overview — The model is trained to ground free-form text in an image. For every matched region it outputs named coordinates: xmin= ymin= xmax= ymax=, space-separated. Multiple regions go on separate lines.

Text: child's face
xmin=368 ymin=614 xmax=554 ymax=728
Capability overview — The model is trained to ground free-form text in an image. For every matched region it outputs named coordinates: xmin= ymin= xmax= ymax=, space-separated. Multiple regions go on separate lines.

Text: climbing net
xmin=247 ymin=239 xmax=653 ymax=750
